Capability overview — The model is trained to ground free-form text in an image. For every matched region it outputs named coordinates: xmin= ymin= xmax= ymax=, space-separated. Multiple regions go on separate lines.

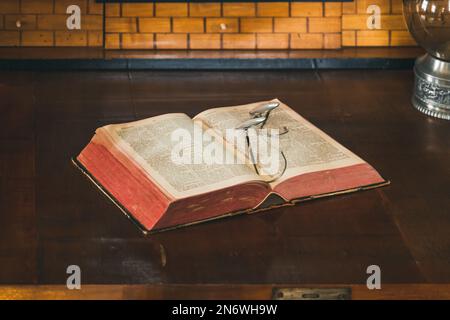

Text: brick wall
xmin=105 ymin=3 xmax=342 ymax=49
xmin=342 ymin=0 xmax=416 ymax=46
xmin=0 ymin=0 xmax=417 ymax=49
xmin=0 ymin=0 xmax=103 ymax=47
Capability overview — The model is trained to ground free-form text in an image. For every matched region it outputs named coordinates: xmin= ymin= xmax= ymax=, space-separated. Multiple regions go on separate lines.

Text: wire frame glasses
xmin=236 ymin=102 xmax=288 ymax=183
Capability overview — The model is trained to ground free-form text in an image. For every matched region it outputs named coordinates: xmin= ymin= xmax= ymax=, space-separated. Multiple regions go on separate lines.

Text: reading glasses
xmin=236 ymin=102 xmax=288 ymax=183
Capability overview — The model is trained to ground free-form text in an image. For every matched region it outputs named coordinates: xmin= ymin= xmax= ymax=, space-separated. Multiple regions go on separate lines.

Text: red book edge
xmin=71 ymin=158 xmax=390 ymax=235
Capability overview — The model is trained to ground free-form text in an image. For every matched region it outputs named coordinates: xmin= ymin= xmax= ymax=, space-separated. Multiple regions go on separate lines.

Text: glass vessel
xmin=403 ymin=0 xmax=450 ymax=119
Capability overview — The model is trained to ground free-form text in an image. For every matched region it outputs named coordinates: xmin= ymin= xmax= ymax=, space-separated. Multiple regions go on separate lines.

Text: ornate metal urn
xmin=403 ymin=0 xmax=450 ymax=120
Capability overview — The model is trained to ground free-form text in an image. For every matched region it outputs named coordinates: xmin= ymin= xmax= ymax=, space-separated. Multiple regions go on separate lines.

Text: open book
xmin=74 ymin=99 xmax=388 ymax=233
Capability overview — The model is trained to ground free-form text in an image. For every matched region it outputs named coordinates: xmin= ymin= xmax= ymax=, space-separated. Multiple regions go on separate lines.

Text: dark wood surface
xmin=0 ymin=69 xmax=449 ymax=287
xmin=0 ymin=47 xmax=423 ymax=60
xmin=0 ymin=48 xmax=425 ymax=71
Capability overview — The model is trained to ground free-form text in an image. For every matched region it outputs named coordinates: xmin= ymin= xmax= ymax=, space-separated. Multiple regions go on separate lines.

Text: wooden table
xmin=0 ymin=68 xmax=449 ymax=299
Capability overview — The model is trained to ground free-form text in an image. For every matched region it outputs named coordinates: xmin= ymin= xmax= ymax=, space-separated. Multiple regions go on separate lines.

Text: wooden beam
xmin=0 ymin=284 xmax=449 ymax=300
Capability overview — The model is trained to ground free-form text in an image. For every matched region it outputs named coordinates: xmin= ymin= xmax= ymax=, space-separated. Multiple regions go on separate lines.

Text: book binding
xmin=72 ymin=158 xmax=390 ymax=235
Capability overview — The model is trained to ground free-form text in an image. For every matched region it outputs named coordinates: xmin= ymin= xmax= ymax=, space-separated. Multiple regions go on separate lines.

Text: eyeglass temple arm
xmin=263 ymin=151 xmax=288 ymax=184
xmin=246 ymin=132 xmax=260 ymax=175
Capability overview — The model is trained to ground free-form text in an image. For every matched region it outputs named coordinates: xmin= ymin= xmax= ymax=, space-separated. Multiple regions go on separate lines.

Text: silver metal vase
xmin=403 ymin=0 xmax=450 ymax=120
xmin=413 ymin=54 xmax=450 ymax=120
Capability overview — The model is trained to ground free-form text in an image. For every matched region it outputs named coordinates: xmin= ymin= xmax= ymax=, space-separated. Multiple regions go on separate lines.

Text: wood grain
xmin=1 ymin=284 xmax=449 ymax=300
xmin=0 ymin=67 xmax=449 ymax=294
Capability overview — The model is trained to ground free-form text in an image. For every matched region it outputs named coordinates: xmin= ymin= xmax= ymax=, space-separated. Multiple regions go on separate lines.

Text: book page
xmin=195 ymin=99 xmax=365 ymax=187
xmin=99 ymin=114 xmax=261 ymax=199
xmin=194 ymin=101 xmax=269 ymax=165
